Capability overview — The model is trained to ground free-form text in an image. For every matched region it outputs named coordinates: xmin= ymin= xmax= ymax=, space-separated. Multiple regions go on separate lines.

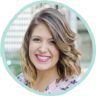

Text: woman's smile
xmin=35 ymin=54 xmax=51 ymax=63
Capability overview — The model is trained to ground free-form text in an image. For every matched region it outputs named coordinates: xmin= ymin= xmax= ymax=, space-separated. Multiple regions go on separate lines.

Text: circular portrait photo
xmin=1 ymin=1 xmax=95 ymax=96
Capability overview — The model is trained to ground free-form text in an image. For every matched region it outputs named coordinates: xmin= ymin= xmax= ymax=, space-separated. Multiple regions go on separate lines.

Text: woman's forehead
xmin=31 ymin=22 xmax=53 ymax=39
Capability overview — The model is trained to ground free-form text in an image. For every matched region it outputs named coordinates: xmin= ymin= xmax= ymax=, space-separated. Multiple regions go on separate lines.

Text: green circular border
xmin=1 ymin=0 xmax=96 ymax=96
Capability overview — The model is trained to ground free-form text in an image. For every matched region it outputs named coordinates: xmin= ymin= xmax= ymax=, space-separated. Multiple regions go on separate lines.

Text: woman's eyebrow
xmin=31 ymin=35 xmax=54 ymax=40
xmin=48 ymin=38 xmax=54 ymax=40
xmin=31 ymin=35 xmax=41 ymax=38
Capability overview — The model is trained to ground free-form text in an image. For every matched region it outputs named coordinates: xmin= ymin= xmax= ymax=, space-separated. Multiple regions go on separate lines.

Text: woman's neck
xmin=32 ymin=66 xmax=59 ymax=92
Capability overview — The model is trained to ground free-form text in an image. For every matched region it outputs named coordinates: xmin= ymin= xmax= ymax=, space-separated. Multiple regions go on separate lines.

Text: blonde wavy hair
xmin=20 ymin=8 xmax=81 ymax=86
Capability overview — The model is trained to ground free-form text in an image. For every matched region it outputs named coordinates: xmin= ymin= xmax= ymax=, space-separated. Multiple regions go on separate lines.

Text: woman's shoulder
xmin=58 ymin=76 xmax=79 ymax=88
xmin=17 ymin=73 xmax=28 ymax=85
xmin=44 ymin=75 xmax=80 ymax=94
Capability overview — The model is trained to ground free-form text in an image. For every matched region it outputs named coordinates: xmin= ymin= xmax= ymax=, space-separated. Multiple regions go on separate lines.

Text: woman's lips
xmin=35 ymin=54 xmax=51 ymax=63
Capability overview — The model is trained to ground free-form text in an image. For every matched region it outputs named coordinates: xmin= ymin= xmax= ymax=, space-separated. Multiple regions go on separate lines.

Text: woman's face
xmin=29 ymin=22 xmax=59 ymax=71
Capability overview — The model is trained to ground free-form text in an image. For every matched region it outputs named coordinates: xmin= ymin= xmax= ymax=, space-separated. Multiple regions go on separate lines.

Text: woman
xmin=18 ymin=7 xmax=81 ymax=94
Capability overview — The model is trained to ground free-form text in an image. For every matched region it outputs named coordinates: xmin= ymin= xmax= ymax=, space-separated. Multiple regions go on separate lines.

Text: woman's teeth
xmin=36 ymin=55 xmax=50 ymax=62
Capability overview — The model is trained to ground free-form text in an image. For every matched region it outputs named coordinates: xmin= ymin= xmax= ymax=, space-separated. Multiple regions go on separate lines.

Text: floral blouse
xmin=17 ymin=73 xmax=80 ymax=94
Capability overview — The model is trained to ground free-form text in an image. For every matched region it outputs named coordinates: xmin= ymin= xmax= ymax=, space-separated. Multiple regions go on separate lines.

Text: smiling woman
xmin=17 ymin=7 xmax=81 ymax=94
xmin=29 ymin=22 xmax=60 ymax=72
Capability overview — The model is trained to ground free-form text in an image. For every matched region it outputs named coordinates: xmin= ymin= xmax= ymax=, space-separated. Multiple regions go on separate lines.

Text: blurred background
xmin=4 ymin=2 xmax=92 ymax=76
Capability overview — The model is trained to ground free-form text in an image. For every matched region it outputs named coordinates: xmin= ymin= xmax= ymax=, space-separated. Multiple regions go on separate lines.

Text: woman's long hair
xmin=20 ymin=8 xmax=81 ymax=86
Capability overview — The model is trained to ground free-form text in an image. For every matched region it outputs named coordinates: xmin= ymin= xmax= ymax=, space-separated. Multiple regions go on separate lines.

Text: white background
xmin=0 ymin=0 xmax=96 ymax=96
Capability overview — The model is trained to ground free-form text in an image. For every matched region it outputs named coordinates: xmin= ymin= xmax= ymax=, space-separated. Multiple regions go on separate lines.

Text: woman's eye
xmin=32 ymin=38 xmax=40 ymax=42
xmin=50 ymin=40 xmax=56 ymax=44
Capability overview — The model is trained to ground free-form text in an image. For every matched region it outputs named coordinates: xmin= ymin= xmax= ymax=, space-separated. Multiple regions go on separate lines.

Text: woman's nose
xmin=39 ymin=42 xmax=48 ymax=53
